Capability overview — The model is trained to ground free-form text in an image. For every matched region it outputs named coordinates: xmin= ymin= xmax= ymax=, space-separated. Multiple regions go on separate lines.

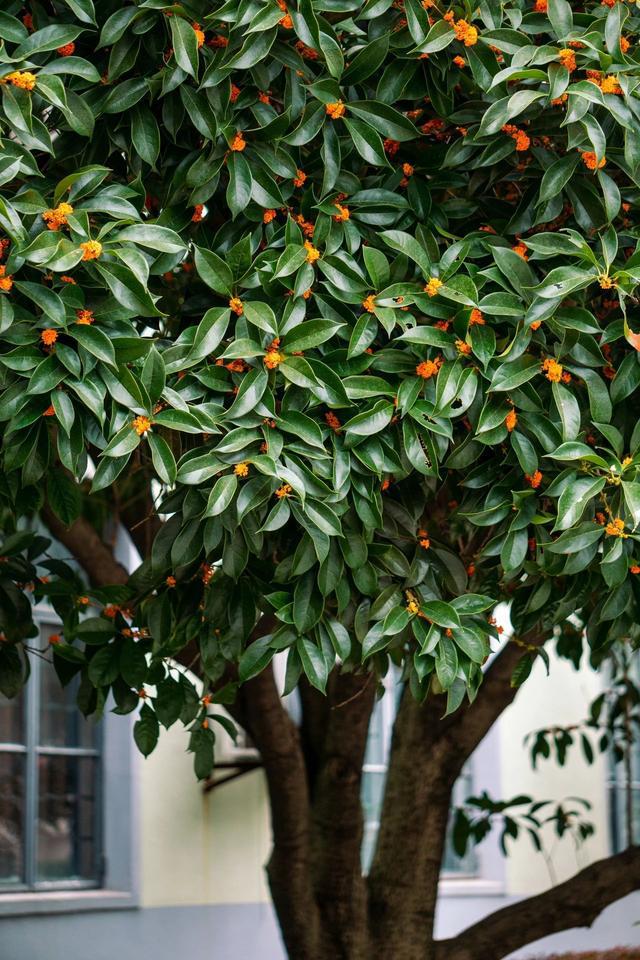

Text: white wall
xmin=499 ymin=653 xmax=610 ymax=896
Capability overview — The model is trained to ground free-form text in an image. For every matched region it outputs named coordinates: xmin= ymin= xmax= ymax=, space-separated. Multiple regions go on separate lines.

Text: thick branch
xmin=436 ymin=846 xmax=640 ymax=960
xmin=310 ymin=670 xmax=376 ymax=958
xmin=443 ymin=627 xmax=549 ymax=760
xmin=236 ymin=662 xmax=320 ymax=960
xmin=42 ymin=507 xmax=129 ymax=587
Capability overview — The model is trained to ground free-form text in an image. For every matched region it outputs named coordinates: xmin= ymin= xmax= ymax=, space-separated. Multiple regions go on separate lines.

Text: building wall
xmin=499 ymin=653 xmax=610 ymax=895
xmin=139 ymin=721 xmax=272 ymax=908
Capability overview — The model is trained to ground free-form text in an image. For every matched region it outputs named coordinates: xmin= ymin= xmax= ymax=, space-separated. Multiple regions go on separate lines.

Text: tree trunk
xmin=367 ymin=687 xmax=456 ymax=959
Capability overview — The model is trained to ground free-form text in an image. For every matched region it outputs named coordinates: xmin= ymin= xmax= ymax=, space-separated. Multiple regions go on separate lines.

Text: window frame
xmin=0 ymin=604 xmax=138 ymax=915
xmin=0 ymin=611 xmax=103 ymax=894
xmin=360 ymin=671 xmax=506 ymax=893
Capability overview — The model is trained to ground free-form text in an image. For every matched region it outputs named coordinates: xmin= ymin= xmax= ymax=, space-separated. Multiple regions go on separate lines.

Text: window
xmin=361 ymin=676 xmax=476 ymax=876
xmin=608 ymin=749 xmax=640 ymax=852
xmin=0 ymin=620 xmax=102 ymax=892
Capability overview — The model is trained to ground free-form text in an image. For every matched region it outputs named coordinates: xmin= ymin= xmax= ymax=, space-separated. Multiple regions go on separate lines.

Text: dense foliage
xmin=1 ymin=0 xmax=640 ymax=779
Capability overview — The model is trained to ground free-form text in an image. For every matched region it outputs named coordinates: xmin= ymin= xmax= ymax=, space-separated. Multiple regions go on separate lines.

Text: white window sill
xmin=0 ymin=889 xmax=137 ymax=917
xmin=438 ymin=878 xmax=505 ymax=897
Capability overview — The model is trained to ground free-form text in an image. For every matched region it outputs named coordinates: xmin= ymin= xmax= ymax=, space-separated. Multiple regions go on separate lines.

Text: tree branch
xmin=435 ymin=846 xmax=640 ymax=960
xmin=42 ymin=507 xmax=129 ymax=587
xmin=236 ymin=662 xmax=321 ymax=960
xmin=310 ymin=670 xmax=376 ymax=956
xmin=442 ymin=626 xmax=549 ymax=760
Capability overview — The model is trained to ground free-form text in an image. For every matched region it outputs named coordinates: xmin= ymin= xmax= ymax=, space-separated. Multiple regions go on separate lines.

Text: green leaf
xmin=170 ymin=15 xmax=199 ymax=78
xmin=72 ymin=325 xmax=117 ymax=368
xmin=296 ymin=636 xmax=328 ymax=692
xmin=47 ymin=468 xmax=81 ymax=525
xmin=205 ymin=474 xmax=238 ymax=517
xmin=134 ymin=704 xmax=160 ymax=757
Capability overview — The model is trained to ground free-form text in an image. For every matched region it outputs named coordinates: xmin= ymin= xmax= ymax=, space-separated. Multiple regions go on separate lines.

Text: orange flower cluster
xmin=132 ymin=415 xmax=152 ymax=435
xmin=166 ymin=576 xmax=177 ymax=588
xmin=80 ymin=240 xmax=102 ymax=260
xmin=192 ymin=204 xmax=205 ymax=222
xmin=57 ymin=42 xmax=75 ymax=56
xmin=230 ymin=131 xmax=246 ymax=151
xmin=424 ymin=277 xmax=442 ymax=297
xmin=452 ymin=18 xmax=478 ymax=46
xmin=230 ymin=84 xmax=241 ymax=102
xmin=505 ymin=408 xmax=517 ymax=432
xmin=469 ymin=308 xmax=484 ymax=326
xmin=534 ymin=0 xmax=547 ymax=10
xmin=42 ymin=202 xmax=73 ymax=231
xmin=416 ymin=357 xmax=442 ymax=379
xmin=582 ymin=151 xmax=606 ymax=170
xmin=293 ymin=169 xmax=306 ymax=187
xmin=502 ymin=124 xmax=530 ymax=151
xmin=192 ymin=22 xmax=205 ymax=47
xmin=325 ymin=411 xmax=341 ymax=432
xmin=294 ymin=40 xmax=318 ymax=59
xmin=541 ymin=357 xmax=563 ymax=381
xmin=600 ymin=74 xmax=623 ymax=94
xmin=513 ymin=242 xmax=528 ymax=260
xmin=263 ymin=209 xmax=276 ymax=223
xmin=264 ymin=349 xmax=284 ymax=369
xmin=0 ymin=265 xmax=13 ymax=292
xmin=418 ymin=528 xmax=430 ymax=550
xmin=525 ymin=470 xmax=542 ymax=489
xmin=362 ymin=294 xmax=377 ymax=312
xmin=3 ymin=71 xmax=36 ymax=91
xmin=43 ymin=405 xmax=56 ymax=417
xmin=234 ymin=462 xmax=249 ymax=477
xmin=456 ymin=339 xmax=472 ymax=355
xmin=294 ymin=213 xmax=315 ymax=238
xmin=558 ymin=48 xmax=576 ymax=72
xmin=384 ymin=138 xmax=400 ymax=156
xmin=229 ymin=297 xmax=244 ymax=315
xmin=76 ymin=309 xmax=94 ymax=325
xmin=275 ymin=484 xmax=293 ymax=499
xmin=326 ymin=100 xmax=346 ymax=119
xmin=420 ymin=118 xmax=446 ymax=138
xmin=606 ymin=517 xmax=627 ymax=537
xmin=41 ymin=328 xmax=58 ymax=346
xmin=208 ymin=35 xmax=228 ymax=48
xmin=333 ymin=202 xmax=350 ymax=221
xmin=453 ymin=56 xmax=466 ymax=68
xmin=304 ymin=241 xmax=320 ymax=262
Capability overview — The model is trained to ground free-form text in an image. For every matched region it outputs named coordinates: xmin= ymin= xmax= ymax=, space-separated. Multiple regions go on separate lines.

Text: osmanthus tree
xmin=2 ymin=0 xmax=640 ymax=956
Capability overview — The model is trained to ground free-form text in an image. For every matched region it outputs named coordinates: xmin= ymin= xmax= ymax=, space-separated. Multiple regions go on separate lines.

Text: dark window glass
xmin=39 ymin=660 xmax=97 ymax=750
xmin=0 ymin=690 xmax=24 ymax=745
xmin=37 ymin=755 xmax=99 ymax=882
xmin=0 ymin=621 xmax=102 ymax=892
xmin=0 ymin=752 xmax=25 ymax=885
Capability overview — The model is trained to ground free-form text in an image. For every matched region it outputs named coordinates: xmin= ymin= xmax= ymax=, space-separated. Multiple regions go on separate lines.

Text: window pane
xmin=0 ymin=753 xmax=25 ymax=885
xmin=361 ymin=770 xmax=385 ymax=824
xmin=0 ymin=690 xmax=24 ymax=745
xmin=37 ymin=755 xmax=99 ymax=882
xmin=363 ymin=702 xmax=386 ymax=766
xmin=38 ymin=658 xmax=97 ymax=750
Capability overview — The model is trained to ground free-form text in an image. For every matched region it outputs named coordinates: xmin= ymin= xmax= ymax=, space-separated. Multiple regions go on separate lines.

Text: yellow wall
xmin=137 ymin=653 xmax=611 ymax=907
xmin=139 ymin=720 xmax=272 ymax=907
xmin=499 ymin=653 xmax=610 ymax=895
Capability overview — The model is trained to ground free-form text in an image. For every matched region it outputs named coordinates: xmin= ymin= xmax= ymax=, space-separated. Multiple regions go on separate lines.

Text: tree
xmin=1 ymin=0 xmax=640 ymax=956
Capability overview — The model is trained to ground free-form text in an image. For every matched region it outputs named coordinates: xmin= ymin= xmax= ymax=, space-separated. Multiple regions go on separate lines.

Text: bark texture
xmin=46 ymin=514 xmax=640 ymax=960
